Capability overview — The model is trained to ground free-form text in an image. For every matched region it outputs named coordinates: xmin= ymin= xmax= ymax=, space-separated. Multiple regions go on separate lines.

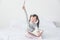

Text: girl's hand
xmin=22 ymin=5 xmax=26 ymax=11
xmin=22 ymin=1 xmax=26 ymax=11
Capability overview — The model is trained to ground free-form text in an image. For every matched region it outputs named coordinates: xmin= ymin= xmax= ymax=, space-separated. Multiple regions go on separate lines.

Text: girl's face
xmin=30 ymin=16 xmax=37 ymax=23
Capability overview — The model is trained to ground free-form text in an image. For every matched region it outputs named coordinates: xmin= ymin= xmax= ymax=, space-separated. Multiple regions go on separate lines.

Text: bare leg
xmin=37 ymin=30 xmax=43 ymax=37
xmin=25 ymin=32 xmax=35 ymax=38
xmin=25 ymin=30 xmax=43 ymax=39
xmin=28 ymin=30 xmax=43 ymax=37
xmin=37 ymin=30 xmax=43 ymax=40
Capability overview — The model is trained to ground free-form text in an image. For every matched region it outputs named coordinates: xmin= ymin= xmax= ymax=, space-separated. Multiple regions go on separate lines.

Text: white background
xmin=0 ymin=0 xmax=60 ymax=28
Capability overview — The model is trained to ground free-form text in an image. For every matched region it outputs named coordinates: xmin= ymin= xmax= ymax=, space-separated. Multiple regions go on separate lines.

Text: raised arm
xmin=22 ymin=1 xmax=29 ymax=25
xmin=22 ymin=1 xmax=27 ymax=13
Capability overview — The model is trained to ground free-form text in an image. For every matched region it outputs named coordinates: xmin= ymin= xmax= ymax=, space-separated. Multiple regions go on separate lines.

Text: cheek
xmin=33 ymin=18 xmax=36 ymax=21
xmin=32 ymin=18 xmax=36 ymax=22
xmin=30 ymin=18 xmax=34 ymax=21
xmin=33 ymin=18 xmax=37 ymax=21
xmin=30 ymin=17 xmax=37 ymax=22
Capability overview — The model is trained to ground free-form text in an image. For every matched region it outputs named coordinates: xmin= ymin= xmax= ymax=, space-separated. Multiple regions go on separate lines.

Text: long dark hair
xmin=29 ymin=14 xmax=40 ymax=28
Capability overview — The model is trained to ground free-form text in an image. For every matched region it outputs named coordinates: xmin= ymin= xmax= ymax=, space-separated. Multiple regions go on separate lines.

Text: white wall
xmin=0 ymin=0 xmax=60 ymax=28
xmin=48 ymin=0 xmax=60 ymax=22
xmin=26 ymin=0 xmax=60 ymax=22
xmin=0 ymin=0 xmax=26 ymax=28
xmin=39 ymin=0 xmax=60 ymax=22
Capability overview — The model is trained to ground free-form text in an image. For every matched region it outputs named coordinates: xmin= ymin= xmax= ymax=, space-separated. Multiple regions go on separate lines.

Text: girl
xmin=22 ymin=1 xmax=43 ymax=38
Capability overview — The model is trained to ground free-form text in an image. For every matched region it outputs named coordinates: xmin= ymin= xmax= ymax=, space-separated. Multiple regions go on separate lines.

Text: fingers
xmin=22 ymin=1 xmax=26 ymax=11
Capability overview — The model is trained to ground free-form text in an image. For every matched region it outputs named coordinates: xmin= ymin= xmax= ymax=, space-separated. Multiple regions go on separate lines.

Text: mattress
xmin=0 ymin=18 xmax=60 ymax=40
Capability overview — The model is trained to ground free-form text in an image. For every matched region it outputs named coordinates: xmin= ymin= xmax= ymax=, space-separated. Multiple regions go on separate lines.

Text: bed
xmin=0 ymin=17 xmax=60 ymax=40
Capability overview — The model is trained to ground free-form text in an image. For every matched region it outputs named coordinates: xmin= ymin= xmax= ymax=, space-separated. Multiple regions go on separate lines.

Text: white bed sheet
xmin=0 ymin=18 xmax=60 ymax=40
